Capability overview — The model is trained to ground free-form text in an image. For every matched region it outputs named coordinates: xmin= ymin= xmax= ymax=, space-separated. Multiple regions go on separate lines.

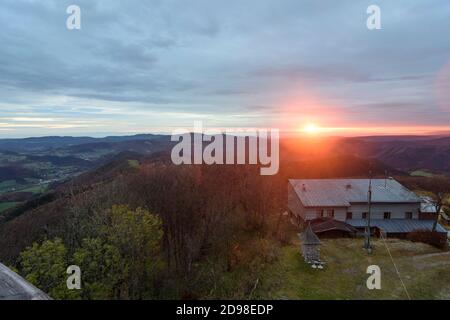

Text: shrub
xmin=406 ymin=229 xmax=447 ymax=249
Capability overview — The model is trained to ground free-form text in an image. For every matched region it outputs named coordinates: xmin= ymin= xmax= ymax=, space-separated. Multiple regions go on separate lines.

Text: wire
xmin=380 ymin=230 xmax=412 ymax=300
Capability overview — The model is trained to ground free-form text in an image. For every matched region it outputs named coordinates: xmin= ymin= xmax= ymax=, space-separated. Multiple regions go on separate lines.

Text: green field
xmin=20 ymin=184 xmax=48 ymax=194
xmin=0 ymin=202 xmax=19 ymax=213
xmin=254 ymin=237 xmax=450 ymax=299
xmin=0 ymin=180 xmax=20 ymax=193
xmin=127 ymin=159 xmax=140 ymax=168
xmin=0 ymin=181 xmax=47 ymax=196
xmin=410 ymin=170 xmax=435 ymax=177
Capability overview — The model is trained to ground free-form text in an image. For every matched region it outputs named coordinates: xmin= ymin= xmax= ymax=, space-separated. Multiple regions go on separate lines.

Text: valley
xmin=1 ymin=134 xmax=450 ymax=214
xmin=0 ymin=134 xmax=170 ymax=212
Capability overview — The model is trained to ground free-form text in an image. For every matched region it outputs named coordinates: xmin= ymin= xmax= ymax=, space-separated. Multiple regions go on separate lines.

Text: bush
xmin=18 ymin=205 xmax=164 ymax=299
xmin=20 ymin=238 xmax=80 ymax=299
xmin=406 ymin=229 xmax=447 ymax=249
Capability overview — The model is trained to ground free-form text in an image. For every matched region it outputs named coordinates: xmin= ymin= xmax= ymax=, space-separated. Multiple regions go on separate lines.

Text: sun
xmin=303 ymin=123 xmax=321 ymax=134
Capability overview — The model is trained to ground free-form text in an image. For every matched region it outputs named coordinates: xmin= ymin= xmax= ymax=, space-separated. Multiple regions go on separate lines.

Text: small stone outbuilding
xmin=299 ymin=224 xmax=321 ymax=263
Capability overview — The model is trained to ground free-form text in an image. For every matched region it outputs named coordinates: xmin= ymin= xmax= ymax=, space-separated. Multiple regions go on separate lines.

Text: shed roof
xmin=310 ymin=218 xmax=358 ymax=234
xmin=346 ymin=219 xmax=447 ymax=234
xmin=289 ymin=179 xmax=421 ymax=207
xmin=299 ymin=224 xmax=321 ymax=245
xmin=419 ymin=196 xmax=440 ymax=213
xmin=0 ymin=263 xmax=51 ymax=300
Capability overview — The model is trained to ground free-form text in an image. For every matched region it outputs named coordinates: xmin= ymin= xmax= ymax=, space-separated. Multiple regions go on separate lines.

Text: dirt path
xmin=412 ymin=251 xmax=450 ymax=260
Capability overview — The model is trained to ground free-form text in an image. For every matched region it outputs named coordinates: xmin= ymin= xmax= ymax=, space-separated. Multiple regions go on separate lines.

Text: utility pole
xmin=365 ymin=171 xmax=373 ymax=254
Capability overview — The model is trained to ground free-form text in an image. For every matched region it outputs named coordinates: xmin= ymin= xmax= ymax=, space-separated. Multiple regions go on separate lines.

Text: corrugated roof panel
xmin=289 ymin=179 xmax=421 ymax=207
xmin=419 ymin=196 xmax=439 ymax=213
xmin=0 ymin=263 xmax=51 ymax=300
xmin=346 ymin=219 xmax=447 ymax=233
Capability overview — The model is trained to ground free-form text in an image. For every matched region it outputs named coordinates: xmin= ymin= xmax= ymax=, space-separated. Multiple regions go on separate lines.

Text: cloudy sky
xmin=0 ymin=0 xmax=449 ymax=137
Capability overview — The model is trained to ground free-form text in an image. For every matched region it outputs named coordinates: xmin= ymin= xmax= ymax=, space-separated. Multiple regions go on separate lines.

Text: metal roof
xmin=419 ymin=196 xmax=440 ymax=213
xmin=346 ymin=219 xmax=447 ymax=234
xmin=0 ymin=263 xmax=51 ymax=300
xmin=289 ymin=179 xmax=421 ymax=207
xmin=310 ymin=218 xmax=358 ymax=234
xmin=421 ymin=202 xmax=438 ymax=213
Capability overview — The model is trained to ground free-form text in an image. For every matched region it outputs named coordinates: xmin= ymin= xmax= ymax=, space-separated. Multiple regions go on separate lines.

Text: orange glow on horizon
xmin=289 ymin=125 xmax=450 ymax=137
xmin=302 ymin=123 xmax=322 ymax=134
xmin=271 ymin=86 xmax=450 ymax=137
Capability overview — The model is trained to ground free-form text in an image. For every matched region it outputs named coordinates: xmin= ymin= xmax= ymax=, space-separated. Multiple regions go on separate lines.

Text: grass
xmin=410 ymin=170 xmax=435 ymax=177
xmin=0 ymin=202 xmax=19 ymax=213
xmin=20 ymin=184 xmax=47 ymax=194
xmin=255 ymin=236 xmax=450 ymax=300
xmin=0 ymin=179 xmax=47 ymax=195
xmin=445 ymin=195 xmax=450 ymax=205
xmin=0 ymin=180 xmax=20 ymax=193
xmin=127 ymin=159 xmax=140 ymax=168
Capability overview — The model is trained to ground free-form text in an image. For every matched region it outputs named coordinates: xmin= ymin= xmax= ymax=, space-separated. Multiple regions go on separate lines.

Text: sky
xmin=0 ymin=0 xmax=449 ymax=138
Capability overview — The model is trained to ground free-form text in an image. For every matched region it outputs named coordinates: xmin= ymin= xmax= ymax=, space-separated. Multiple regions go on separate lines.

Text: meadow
xmin=255 ymin=236 xmax=450 ymax=299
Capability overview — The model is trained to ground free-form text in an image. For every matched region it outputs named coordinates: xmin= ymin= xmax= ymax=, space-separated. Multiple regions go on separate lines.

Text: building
xmin=288 ymin=178 xmax=447 ymax=238
xmin=420 ymin=195 xmax=445 ymax=217
xmin=420 ymin=196 xmax=450 ymax=226
xmin=0 ymin=263 xmax=51 ymax=300
xmin=308 ymin=218 xmax=358 ymax=238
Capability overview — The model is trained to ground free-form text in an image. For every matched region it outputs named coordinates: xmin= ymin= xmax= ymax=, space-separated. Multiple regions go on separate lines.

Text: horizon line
xmin=2 ymin=130 xmax=450 ymax=140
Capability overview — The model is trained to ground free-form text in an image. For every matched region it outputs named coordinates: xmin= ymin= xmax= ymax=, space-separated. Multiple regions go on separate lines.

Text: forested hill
xmin=0 ymin=134 xmax=449 ymax=299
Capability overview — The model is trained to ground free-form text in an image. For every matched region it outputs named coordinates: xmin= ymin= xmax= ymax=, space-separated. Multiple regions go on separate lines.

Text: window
xmin=384 ymin=212 xmax=391 ymax=219
xmin=327 ymin=209 xmax=334 ymax=218
xmin=316 ymin=209 xmax=324 ymax=218
xmin=346 ymin=212 xmax=353 ymax=220
xmin=362 ymin=212 xmax=368 ymax=219
xmin=405 ymin=212 xmax=413 ymax=219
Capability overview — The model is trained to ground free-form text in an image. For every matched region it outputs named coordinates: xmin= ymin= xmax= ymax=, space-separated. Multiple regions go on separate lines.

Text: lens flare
xmin=303 ymin=123 xmax=321 ymax=134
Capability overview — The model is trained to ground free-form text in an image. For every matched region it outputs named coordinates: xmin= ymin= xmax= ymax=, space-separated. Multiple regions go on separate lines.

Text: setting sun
xmin=303 ymin=123 xmax=321 ymax=134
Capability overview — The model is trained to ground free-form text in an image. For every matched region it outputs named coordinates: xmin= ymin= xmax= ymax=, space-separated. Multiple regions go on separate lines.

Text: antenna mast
xmin=365 ymin=171 xmax=373 ymax=254
xmin=385 ymin=170 xmax=388 ymax=188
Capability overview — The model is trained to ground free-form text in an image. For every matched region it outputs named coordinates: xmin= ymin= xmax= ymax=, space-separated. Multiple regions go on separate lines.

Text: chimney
xmin=302 ymin=184 xmax=306 ymax=191
xmin=346 ymin=183 xmax=352 ymax=190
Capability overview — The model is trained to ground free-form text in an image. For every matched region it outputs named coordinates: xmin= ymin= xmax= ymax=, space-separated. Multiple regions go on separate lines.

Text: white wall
xmin=334 ymin=208 xmax=348 ymax=221
xmin=348 ymin=203 xmax=420 ymax=220
xmin=288 ymin=183 xmax=306 ymax=219
xmin=291 ymin=205 xmax=348 ymax=221
xmin=288 ymin=185 xmax=348 ymax=221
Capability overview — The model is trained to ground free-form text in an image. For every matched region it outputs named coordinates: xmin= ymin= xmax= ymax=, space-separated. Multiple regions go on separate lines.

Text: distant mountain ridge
xmin=0 ymin=135 xmax=172 ymax=198
xmin=0 ymin=134 xmax=449 ymax=197
xmin=0 ymin=134 xmax=166 ymax=152
xmin=341 ymin=136 xmax=450 ymax=173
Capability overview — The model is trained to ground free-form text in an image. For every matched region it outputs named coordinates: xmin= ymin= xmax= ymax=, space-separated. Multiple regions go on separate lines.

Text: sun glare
xmin=303 ymin=123 xmax=321 ymax=134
